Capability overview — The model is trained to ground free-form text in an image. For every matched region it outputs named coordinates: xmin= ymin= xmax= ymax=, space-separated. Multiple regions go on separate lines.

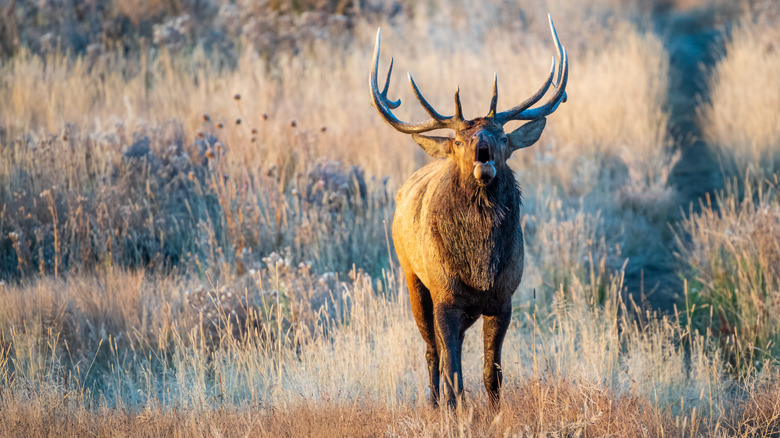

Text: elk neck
xmin=429 ymin=160 xmax=522 ymax=291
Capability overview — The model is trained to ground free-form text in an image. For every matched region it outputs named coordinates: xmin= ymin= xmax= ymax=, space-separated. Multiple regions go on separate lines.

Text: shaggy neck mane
xmin=430 ymin=161 xmax=522 ymax=291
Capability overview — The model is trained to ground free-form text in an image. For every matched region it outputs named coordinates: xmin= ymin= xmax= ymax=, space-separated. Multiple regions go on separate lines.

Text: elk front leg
xmin=483 ymin=304 xmax=511 ymax=407
xmin=434 ymin=304 xmax=465 ymax=408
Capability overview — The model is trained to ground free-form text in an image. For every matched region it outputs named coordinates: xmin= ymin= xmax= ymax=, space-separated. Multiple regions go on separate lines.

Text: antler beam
xmin=369 ymin=28 xmax=464 ymax=134
xmin=370 ymin=13 xmax=568 ymax=133
xmin=494 ymin=14 xmax=568 ymax=124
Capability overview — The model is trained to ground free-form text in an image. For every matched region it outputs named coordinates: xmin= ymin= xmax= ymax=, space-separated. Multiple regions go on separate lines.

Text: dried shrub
xmin=302 ymin=158 xmax=368 ymax=212
xmin=677 ymin=178 xmax=780 ymax=372
xmin=720 ymin=374 xmax=780 ymax=437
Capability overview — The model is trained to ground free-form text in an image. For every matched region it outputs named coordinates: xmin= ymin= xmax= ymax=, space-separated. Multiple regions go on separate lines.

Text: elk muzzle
xmin=472 ymin=134 xmax=496 ymax=184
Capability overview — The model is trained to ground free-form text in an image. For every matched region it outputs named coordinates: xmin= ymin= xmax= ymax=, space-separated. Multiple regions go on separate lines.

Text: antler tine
xmin=454 ymin=87 xmax=464 ymax=121
xmin=381 ymin=58 xmax=400 ymax=109
xmin=408 ymin=73 xmax=449 ymax=121
xmin=487 ymin=73 xmax=498 ymax=118
xmin=369 ymin=28 xmax=451 ymax=134
xmin=495 ymin=14 xmax=569 ymax=123
xmin=549 ymin=13 xmax=568 ymax=103
xmin=370 ymin=29 xmax=400 ymax=110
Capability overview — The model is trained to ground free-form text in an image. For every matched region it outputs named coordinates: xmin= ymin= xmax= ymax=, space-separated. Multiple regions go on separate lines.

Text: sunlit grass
xmin=700 ymin=10 xmax=780 ymax=177
xmin=0 ymin=0 xmax=779 ymax=436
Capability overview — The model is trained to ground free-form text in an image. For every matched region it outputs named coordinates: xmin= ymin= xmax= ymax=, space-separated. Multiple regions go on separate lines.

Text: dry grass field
xmin=1 ymin=0 xmax=780 ymax=436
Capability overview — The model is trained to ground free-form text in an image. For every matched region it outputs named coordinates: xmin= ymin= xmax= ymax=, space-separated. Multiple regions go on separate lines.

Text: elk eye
xmin=454 ymin=140 xmax=462 ymax=147
xmin=501 ymin=137 xmax=508 ymax=144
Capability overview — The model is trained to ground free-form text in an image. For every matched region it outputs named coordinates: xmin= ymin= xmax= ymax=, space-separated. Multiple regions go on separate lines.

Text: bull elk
xmin=369 ymin=15 xmax=568 ymax=407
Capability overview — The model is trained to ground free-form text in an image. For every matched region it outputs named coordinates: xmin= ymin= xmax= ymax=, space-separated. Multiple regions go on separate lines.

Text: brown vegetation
xmin=1 ymin=379 xmax=682 ymax=437
xmin=0 ymin=0 xmax=779 ymax=436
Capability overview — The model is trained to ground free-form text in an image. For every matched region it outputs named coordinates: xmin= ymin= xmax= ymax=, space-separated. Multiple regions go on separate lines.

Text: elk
xmin=369 ymin=15 xmax=568 ymax=408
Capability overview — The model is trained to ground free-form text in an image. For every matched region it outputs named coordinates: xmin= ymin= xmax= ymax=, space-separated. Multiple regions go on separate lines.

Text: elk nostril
xmin=477 ymin=145 xmax=490 ymax=163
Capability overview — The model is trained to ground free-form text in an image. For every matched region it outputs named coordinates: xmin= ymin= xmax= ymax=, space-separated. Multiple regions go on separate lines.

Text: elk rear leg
xmin=405 ymin=273 xmax=439 ymax=406
xmin=483 ymin=304 xmax=511 ymax=408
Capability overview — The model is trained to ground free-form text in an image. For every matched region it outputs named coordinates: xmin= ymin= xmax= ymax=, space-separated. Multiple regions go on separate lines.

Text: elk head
xmin=369 ymin=14 xmax=568 ymax=186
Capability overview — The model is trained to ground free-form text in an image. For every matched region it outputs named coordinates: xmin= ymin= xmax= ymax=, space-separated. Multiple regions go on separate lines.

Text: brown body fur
xmin=393 ymin=157 xmax=523 ymax=312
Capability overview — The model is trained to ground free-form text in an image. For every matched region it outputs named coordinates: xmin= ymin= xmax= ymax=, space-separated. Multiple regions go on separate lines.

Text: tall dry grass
xmin=2 ymin=0 xmax=780 ymax=436
xmin=699 ymin=5 xmax=780 ymax=177
xmin=0 ymin=233 xmax=725 ymax=436
xmin=0 ymin=1 xmax=678 ymax=284
xmin=0 ymin=181 xmax=762 ymax=436
xmin=677 ymin=177 xmax=780 ymax=372
xmin=0 ymin=225 xmax=769 ymax=435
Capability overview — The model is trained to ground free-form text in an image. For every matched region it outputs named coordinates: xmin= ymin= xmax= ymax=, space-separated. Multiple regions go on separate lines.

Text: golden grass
xmin=0 ymin=245 xmax=768 ymax=436
xmin=676 ymin=177 xmax=780 ymax=371
xmin=0 ymin=261 xmax=705 ymax=437
xmin=0 ymin=5 xmax=674 ymax=185
xmin=0 ymin=190 xmax=741 ymax=436
xmin=0 ymin=379 xmax=682 ymax=437
xmin=0 ymin=2 xmax=678 ymax=281
xmin=1 ymin=1 xmax=780 ymax=436
xmin=700 ymin=10 xmax=780 ymax=177
xmin=536 ymin=24 xmax=674 ymax=199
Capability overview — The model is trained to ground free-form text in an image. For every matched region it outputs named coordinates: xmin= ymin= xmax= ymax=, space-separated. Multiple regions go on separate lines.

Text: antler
xmin=493 ymin=14 xmax=568 ymax=124
xmin=369 ymin=28 xmax=465 ymax=134
xmin=370 ymin=15 xmax=567 ymax=132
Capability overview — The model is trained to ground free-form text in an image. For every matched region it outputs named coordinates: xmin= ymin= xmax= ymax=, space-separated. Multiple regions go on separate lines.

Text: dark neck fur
xmin=430 ymin=162 xmax=522 ymax=291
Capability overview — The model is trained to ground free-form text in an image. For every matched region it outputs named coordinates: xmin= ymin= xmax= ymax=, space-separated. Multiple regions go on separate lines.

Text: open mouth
xmin=476 ymin=144 xmax=491 ymax=163
xmin=472 ymin=141 xmax=496 ymax=183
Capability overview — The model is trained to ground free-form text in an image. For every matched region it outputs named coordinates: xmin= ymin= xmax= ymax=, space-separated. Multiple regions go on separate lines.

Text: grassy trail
xmin=624 ymin=3 xmax=733 ymax=312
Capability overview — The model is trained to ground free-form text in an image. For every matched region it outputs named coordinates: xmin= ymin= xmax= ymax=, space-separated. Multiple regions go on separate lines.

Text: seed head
xmin=290 ymin=120 xmax=297 ymax=128
xmin=216 ymin=123 xmax=224 ymax=129
xmin=262 ymin=113 xmax=268 ymax=121
xmin=203 ymin=114 xmax=210 ymax=122
xmin=233 ymin=94 xmax=241 ymax=100
xmin=235 ymin=119 xmax=241 ymax=125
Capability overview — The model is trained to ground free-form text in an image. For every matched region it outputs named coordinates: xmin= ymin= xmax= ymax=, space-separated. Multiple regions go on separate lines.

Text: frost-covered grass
xmin=1 ymin=0 xmax=780 ymax=436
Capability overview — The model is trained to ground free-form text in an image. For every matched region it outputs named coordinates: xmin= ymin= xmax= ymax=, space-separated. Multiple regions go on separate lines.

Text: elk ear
xmin=507 ymin=117 xmax=547 ymax=154
xmin=411 ymin=134 xmax=452 ymax=158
